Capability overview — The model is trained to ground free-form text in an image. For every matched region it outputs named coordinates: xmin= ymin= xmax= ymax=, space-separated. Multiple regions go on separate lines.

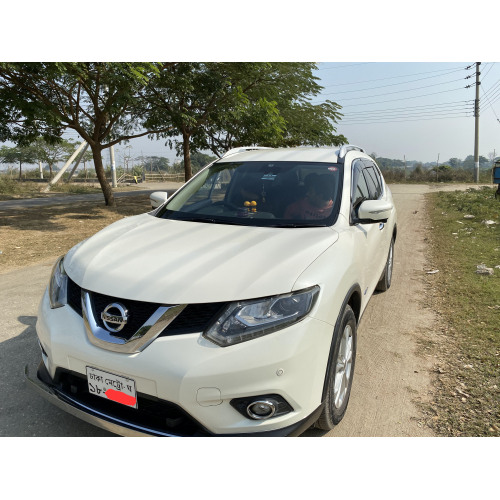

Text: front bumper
xmin=34 ymin=288 xmax=334 ymax=436
xmin=25 ymin=361 xmax=323 ymax=436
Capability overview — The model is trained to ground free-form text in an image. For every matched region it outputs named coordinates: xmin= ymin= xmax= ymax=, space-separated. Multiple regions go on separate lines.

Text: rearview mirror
xmin=150 ymin=191 xmax=169 ymax=209
xmin=356 ymin=199 xmax=393 ymax=223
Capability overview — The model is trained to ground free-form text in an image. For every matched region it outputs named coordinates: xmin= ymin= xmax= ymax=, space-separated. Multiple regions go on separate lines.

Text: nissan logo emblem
xmin=101 ymin=303 xmax=129 ymax=333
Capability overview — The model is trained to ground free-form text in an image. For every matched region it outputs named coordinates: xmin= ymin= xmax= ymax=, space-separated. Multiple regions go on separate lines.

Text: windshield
xmin=156 ymin=160 xmax=343 ymax=227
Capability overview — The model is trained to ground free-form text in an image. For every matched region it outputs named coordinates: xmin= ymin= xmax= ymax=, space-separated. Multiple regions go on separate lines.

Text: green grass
xmin=425 ymin=187 xmax=500 ymax=436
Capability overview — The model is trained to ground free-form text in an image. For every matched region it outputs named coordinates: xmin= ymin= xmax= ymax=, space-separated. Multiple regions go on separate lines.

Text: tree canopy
xmin=143 ymin=62 xmax=346 ymax=181
xmin=0 ymin=62 xmax=346 ymax=201
xmin=0 ymin=62 xmax=175 ymax=205
xmin=0 ymin=144 xmax=38 ymax=179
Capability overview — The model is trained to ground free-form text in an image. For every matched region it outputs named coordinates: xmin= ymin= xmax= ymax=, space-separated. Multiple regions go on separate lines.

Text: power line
xmin=481 ymin=86 xmax=500 ymax=123
xmin=317 ymin=62 xmax=375 ymax=71
xmin=341 ymin=109 xmax=473 ymax=123
xmin=487 ymin=92 xmax=500 ymax=108
xmin=340 ymin=113 xmax=472 ymax=126
xmin=321 ymin=86 xmax=469 ymax=107
xmin=480 ymin=62 xmax=495 ymax=82
xmin=321 ymin=77 xmax=468 ymax=99
xmin=342 ymin=100 xmax=472 ymax=116
xmin=321 ymin=66 xmax=467 ymax=89
xmin=341 ymin=108 xmax=472 ymax=121
xmin=484 ymin=87 xmax=500 ymax=108
xmin=481 ymin=79 xmax=500 ymax=100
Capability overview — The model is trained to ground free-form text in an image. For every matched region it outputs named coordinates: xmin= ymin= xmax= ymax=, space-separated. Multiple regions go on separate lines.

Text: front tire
xmin=316 ymin=305 xmax=357 ymax=430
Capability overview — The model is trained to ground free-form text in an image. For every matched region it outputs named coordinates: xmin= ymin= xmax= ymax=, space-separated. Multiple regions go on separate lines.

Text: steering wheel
xmin=212 ymin=200 xmax=239 ymax=211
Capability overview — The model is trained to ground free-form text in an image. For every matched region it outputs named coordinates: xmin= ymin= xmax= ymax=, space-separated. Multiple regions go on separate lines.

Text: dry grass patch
xmin=0 ymin=195 xmax=152 ymax=272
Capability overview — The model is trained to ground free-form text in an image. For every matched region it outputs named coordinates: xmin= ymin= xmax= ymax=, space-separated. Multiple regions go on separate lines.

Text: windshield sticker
xmin=328 ymin=167 xmax=338 ymax=172
xmin=261 ymin=174 xmax=277 ymax=181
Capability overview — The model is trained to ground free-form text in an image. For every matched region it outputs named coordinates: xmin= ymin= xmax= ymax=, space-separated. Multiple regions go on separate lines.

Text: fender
xmin=321 ymin=283 xmax=362 ymax=401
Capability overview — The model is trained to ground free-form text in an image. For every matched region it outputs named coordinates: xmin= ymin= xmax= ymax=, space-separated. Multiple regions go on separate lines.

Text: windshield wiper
xmin=271 ymin=223 xmax=325 ymax=228
xmin=181 ymin=217 xmax=241 ymax=226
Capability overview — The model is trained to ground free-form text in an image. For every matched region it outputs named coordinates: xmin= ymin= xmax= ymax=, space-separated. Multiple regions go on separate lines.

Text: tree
xmin=177 ymin=151 xmax=216 ymax=175
xmin=0 ymin=63 xmax=176 ymax=206
xmin=431 ymin=164 xmax=452 ymax=182
xmin=0 ymin=144 xmax=38 ymax=180
xmin=143 ymin=63 xmax=345 ymax=182
xmin=196 ymin=63 xmax=346 ymax=156
xmin=448 ymin=157 xmax=462 ymax=168
xmin=463 ymin=155 xmax=489 ymax=169
xmin=32 ymin=137 xmax=78 ymax=179
xmin=141 ymin=156 xmax=171 ymax=173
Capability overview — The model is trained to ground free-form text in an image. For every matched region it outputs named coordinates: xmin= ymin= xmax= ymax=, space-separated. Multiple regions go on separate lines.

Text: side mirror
xmin=150 ymin=191 xmax=169 ymax=209
xmin=356 ymin=199 xmax=393 ymax=223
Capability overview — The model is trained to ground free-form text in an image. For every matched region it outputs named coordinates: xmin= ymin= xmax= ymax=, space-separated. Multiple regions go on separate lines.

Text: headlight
xmin=204 ymin=286 xmax=319 ymax=347
xmin=48 ymin=256 xmax=68 ymax=309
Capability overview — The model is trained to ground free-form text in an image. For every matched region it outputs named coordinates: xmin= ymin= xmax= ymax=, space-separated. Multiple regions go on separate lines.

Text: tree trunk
xmin=91 ymin=145 xmax=116 ymax=207
xmin=49 ymin=163 xmax=53 ymax=179
xmin=182 ymin=129 xmax=192 ymax=182
xmin=19 ymin=161 xmax=22 ymax=180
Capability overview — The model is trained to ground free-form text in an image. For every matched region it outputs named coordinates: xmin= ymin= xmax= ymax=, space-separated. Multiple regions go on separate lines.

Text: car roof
xmin=217 ymin=146 xmax=367 ymax=164
xmin=217 ymin=147 xmax=340 ymax=164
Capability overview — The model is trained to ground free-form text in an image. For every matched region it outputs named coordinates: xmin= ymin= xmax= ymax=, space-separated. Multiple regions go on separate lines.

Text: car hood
xmin=64 ymin=213 xmax=339 ymax=304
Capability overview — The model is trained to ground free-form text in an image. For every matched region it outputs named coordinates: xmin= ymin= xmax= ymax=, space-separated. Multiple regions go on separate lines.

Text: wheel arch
xmin=321 ymin=284 xmax=362 ymax=401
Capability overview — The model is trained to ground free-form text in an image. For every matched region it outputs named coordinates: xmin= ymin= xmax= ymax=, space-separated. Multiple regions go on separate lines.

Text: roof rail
xmin=338 ymin=145 xmax=365 ymax=158
xmin=222 ymin=146 xmax=272 ymax=158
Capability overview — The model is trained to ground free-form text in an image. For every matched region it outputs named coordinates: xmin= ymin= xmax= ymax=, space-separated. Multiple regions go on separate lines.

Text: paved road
xmin=0 ymin=184 xmax=479 ymax=436
xmin=0 ymin=182 xmax=182 ymax=210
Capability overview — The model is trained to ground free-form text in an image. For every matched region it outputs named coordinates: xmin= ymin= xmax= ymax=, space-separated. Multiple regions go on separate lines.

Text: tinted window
xmin=362 ymin=161 xmax=383 ymax=199
xmin=351 ymin=160 xmax=370 ymax=218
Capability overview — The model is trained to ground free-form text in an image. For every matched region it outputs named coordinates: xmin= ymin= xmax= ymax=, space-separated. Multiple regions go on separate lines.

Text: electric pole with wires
xmin=474 ymin=62 xmax=481 ymax=182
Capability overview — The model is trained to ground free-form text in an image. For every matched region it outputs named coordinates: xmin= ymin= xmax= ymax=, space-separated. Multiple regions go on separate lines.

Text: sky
xmin=314 ymin=61 xmax=500 ymax=163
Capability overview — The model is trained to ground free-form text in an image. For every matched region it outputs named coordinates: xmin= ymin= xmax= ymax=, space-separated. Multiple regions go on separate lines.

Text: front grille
xmin=67 ymin=278 xmax=82 ymax=316
xmin=66 ymin=278 xmax=228 ymax=338
xmin=53 ymin=368 xmax=210 ymax=436
xmin=162 ymin=302 xmax=228 ymax=336
xmin=91 ymin=291 xmax=160 ymax=341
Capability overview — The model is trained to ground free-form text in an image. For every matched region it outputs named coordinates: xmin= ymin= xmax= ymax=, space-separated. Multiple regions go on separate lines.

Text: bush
xmin=0 ymin=175 xmax=20 ymax=194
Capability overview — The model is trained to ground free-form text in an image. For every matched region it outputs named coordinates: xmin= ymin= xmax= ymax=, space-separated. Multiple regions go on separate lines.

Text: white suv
xmin=26 ymin=146 xmax=397 ymax=436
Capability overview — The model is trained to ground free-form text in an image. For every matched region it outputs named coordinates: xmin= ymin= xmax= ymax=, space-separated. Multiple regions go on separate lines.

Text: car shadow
xmin=0 ymin=315 xmax=113 ymax=437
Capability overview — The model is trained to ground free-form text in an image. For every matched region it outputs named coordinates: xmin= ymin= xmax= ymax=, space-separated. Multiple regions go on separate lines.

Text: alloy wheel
xmin=334 ymin=324 xmax=353 ymax=409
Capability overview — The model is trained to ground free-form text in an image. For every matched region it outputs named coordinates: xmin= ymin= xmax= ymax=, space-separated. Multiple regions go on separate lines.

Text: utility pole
xmin=436 ymin=153 xmax=440 ymax=182
xmin=404 ymin=155 xmax=407 ymax=181
xmin=67 ymin=142 xmax=89 ymax=182
xmin=474 ymin=62 xmax=481 ymax=183
xmin=43 ymin=141 xmax=88 ymax=192
xmin=109 ymin=146 xmax=117 ymax=187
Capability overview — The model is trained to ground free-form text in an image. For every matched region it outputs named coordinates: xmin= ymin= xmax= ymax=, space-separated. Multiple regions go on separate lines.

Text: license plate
xmin=86 ymin=366 xmax=138 ymax=409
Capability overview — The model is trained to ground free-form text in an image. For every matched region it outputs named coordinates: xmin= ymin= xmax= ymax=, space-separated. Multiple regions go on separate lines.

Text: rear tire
xmin=376 ymin=237 xmax=394 ymax=292
xmin=316 ymin=305 xmax=357 ymax=430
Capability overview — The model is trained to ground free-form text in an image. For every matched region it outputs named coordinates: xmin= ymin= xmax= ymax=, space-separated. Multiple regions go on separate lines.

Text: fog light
xmin=231 ymin=394 xmax=293 ymax=420
xmin=247 ymin=400 xmax=277 ymax=420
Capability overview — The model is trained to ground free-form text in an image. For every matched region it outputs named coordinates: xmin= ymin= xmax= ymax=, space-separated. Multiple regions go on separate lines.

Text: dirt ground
xmin=0 ymin=182 xmax=489 ymax=436
xmin=0 ymin=194 xmax=153 ymax=272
